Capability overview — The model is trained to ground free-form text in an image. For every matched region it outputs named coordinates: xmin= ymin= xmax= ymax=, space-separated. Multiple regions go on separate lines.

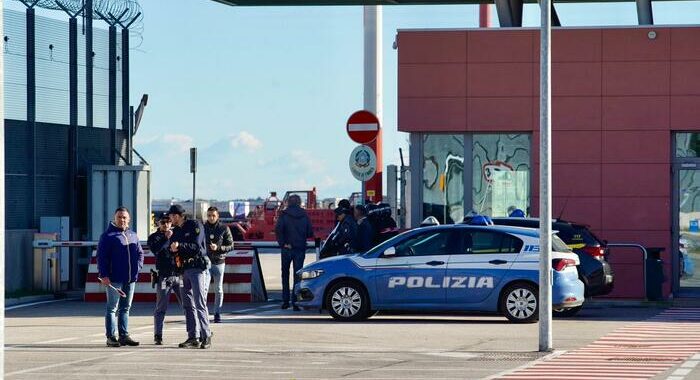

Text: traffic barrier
xmin=80 ymin=243 xmax=266 ymax=302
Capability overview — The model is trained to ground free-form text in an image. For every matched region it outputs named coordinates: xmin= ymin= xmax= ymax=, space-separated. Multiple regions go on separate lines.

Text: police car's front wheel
xmin=501 ymin=283 xmax=539 ymax=323
xmin=326 ymin=281 xmax=371 ymax=322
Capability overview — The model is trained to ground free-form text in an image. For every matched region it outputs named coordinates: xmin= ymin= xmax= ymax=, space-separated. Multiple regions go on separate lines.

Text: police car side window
xmin=463 ymin=231 xmax=523 ymax=254
xmin=394 ymin=231 xmax=454 ymax=257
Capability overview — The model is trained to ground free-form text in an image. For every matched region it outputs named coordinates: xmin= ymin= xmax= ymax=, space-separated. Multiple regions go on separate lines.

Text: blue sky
xmin=14 ymin=0 xmax=699 ymax=200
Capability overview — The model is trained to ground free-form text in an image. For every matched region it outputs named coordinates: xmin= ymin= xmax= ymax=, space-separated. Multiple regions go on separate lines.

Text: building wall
xmin=398 ymin=26 xmax=700 ymax=298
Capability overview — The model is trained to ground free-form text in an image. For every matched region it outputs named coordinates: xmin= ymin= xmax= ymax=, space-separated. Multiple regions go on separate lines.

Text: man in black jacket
xmin=147 ymin=215 xmax=182 ymax=345
xmin=204 ymin=207 xmax=234 ymax=323
xmin=274 ymin=195 xmax=314 ymax=311
xmin=168 ymin=205 xmax=212 ymax=349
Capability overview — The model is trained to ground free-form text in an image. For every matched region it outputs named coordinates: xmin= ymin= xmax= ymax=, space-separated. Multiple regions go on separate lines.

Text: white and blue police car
xmin=294 ymin=223 xmax=585 ymax=323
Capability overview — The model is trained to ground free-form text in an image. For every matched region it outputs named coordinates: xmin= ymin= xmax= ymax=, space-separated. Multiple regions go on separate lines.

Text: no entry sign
xmin=346 ymin=110 xmax=380 ymax=144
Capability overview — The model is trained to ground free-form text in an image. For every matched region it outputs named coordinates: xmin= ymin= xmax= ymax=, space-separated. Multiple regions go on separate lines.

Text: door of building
xmin=673 ymin=162 xmax=700 ymax=296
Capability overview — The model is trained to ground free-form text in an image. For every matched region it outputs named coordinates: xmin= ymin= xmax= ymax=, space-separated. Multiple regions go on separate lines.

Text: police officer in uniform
xmin=167 ymin=205 xmax=212 ymax=349
xmin=148 ymin=215 xmax=183 ymax=345
xmin=319 ymin=205 xmax=357 ymax=259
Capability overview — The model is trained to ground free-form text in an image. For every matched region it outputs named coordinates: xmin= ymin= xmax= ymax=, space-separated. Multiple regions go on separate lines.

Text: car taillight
xmin=582 ymin=246 xmax=606 ymax=259
xmin=552 ymin=258 xmax=576 ymax=271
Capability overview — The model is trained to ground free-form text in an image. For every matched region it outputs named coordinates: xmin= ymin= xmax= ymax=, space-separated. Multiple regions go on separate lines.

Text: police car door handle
xmin=488 ymin=259 xmax=508 ymax=265
xmin=425 ymin=260 xmax=445 ymax=266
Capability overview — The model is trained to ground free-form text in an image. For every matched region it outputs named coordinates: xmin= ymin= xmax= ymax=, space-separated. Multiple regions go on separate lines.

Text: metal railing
xmin=606 ymin=243 xmax=648 ymax=300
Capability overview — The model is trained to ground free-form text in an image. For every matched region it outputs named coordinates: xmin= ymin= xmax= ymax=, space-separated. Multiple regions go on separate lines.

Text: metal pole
xmin=538 ymin=0 xmax=553 ymax=353
xmin=108 ymin=25 xmax=117 ymax=164
xmin=27 ymin=6 xmax=36 ymax=227
xmin=363 ymin=5 xmax=382 ymax=203
xmin=192 ymin=171 xmax=197 ymax=219
xmin=121 ymin=26 xmax=129 ymax=137
xmin=0 ymin=0 xmax=6 ymax=373
xmin=85 ymin=0 xmax=93 ymax=128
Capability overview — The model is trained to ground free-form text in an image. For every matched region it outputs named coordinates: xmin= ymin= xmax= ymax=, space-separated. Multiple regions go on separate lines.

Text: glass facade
xmin=472 ymin=134 xmax=531 ymax=217
xmin=420 ymin=133 xmax=531 ymax=224
xmin=676 ymin=133 xmax=700 ymax=158
xmin=422 ymin=134 xmax=464 ymax=224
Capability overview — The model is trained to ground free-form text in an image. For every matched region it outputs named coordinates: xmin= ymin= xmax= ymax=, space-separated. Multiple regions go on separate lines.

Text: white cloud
xmin=133 ymin=134 xmax=160 ymax=145
xmin=162 ymin=134 xmax=194 ymax=153
xmin=290 ymin=150 xmax=326 ymax=173
xmin=230 ymin=131 xmax=262 ymax=152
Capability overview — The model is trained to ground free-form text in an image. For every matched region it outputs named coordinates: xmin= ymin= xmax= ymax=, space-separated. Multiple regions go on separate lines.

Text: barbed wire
xmin=13 ymin=0 xmax=144 ymax=48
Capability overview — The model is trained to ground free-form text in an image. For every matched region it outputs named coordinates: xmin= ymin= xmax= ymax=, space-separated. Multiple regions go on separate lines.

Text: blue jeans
xmin=105 ymin=281 xmax=136 ymax=338
xmin=153 ymin=275 xmax=183 ymax=336
xmin=281 ymin=248 xmax=305 ymax=304
xmin=209 ymin=263 xmax=225 ymax=315
xmin=182 ymin=268 xmax=211 ymax=340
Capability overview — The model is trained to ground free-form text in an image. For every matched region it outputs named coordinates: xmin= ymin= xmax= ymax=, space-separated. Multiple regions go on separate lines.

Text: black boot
xmin=119 ymin=335 xmax=140 ymax=347
xmin=106 ymin=336 xmax=121 ymax=347
xmin=154 ymin=334 xmax=163 ymax=345
xmin=281 ymin=303 xmax=290 ymax=310
xmin=214 ymin=313 xmax=221 ymax=323
xmin=178 ymin=337 xmax=200 ymax=349
xmin=200 ymin=335 xmax=212 ymax=349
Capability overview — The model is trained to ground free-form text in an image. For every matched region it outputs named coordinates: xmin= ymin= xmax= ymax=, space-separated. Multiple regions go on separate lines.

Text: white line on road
xmin=5 ymin=350 xmax=138 ymax=377
xmin=5 ymin=298 xmax=77 ymax=311
xmin=35 ymin=337 xmax=79 ymax=344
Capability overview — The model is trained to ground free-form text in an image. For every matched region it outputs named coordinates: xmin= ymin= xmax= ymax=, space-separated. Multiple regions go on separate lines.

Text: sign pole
xmin=361 ymin=181 xmax=365 ymax=206
xmin=190 ymin=147 xmax=197 ymax=219
xmin=539 ymin=0 xmax=553 ymax=353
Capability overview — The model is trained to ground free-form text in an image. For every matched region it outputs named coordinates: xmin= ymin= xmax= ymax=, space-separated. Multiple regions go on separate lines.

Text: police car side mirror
xmin=383 ymin=246 xmax=397 ymax=257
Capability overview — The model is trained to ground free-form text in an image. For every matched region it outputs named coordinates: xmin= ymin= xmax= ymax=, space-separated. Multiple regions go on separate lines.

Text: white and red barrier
xmin=83 ymin=243 xmax=266 ymax=303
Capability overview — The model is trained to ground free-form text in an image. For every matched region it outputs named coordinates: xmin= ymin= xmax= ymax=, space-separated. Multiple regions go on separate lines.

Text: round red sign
xmin=346 ymin=110 xmax=380 ymax=145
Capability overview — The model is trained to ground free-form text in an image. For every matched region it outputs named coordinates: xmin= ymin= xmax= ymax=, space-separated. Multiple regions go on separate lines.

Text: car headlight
xmin=300 ymin=269 xmax=324 ymax=280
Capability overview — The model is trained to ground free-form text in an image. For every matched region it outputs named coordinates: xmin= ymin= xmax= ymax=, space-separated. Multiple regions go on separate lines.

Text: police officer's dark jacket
xmin=148 ymin=230 xmax=179 ymax=277
xmin=320 ymin=215 xmax=357 ymax=258
xmin=171 ymin=219 xmax=208 ymax=270
xmin=353 ymin=217 xmax=374 ymax=253
xmin=204 ymin=221 xmax=234 ymax=265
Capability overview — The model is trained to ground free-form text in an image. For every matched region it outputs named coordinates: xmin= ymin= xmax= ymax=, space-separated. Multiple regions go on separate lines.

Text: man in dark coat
xmin=274 ymin=194 xmax=314 ymax=311
xmin=97 ymin=207 xmax=144 ymax=347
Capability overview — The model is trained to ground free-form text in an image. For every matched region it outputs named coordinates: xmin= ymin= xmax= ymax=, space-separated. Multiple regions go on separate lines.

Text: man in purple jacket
xmin=97 ymin=207 xmax=145 ymax=347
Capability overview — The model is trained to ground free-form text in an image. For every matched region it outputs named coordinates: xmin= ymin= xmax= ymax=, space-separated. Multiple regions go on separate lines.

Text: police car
xmin=294 ymin=223 xmax=585 ymax=323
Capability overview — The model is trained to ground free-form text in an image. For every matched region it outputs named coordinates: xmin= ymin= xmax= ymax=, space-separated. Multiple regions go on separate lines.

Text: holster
xmin=150 ymin=269 xmax=159 ymax=289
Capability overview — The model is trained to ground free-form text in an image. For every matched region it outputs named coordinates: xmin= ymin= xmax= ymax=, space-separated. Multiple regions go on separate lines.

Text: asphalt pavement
xmin=6 ymin=298 xmax=700 ymax=380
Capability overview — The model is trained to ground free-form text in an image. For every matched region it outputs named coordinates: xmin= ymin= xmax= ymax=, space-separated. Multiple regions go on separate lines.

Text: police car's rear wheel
xmin=327 ymin=281 xmax=370 ymax=321
xmin=501 ymin=283 xmax=539 ymax=323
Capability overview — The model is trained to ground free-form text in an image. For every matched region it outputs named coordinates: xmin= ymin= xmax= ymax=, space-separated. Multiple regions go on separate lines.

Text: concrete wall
xmin=5 ymin=230 xmax=37 ymax=293
xmin=398 ymin=26 xmax=700 ymax=298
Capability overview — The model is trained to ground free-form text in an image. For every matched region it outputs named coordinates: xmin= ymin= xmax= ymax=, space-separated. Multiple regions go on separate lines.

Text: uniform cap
xmin=167 ymin=204 xmax=186 ymax=215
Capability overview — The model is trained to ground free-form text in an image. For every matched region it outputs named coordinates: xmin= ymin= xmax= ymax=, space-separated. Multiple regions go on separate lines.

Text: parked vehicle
xmin=488 ymin=217 xmax=614 ymax=316
xmin=294 ymin=224 xmax=584 ymax=323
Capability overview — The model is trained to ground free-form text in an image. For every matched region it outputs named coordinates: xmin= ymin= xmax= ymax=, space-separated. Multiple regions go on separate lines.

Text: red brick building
xmin=398 ymin=26 xmax=700 ymax=299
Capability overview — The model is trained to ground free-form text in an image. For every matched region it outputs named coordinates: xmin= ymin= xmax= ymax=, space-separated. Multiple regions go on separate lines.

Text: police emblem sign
xmin=349 ymin=145 xmax=377 ymax=182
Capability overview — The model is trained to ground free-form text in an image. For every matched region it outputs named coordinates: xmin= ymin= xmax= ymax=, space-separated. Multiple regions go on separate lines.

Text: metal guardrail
xmin=606 ymin=243 xmax=648 ymax=300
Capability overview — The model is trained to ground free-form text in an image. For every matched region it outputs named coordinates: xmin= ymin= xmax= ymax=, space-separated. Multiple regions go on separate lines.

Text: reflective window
xmin=394 ymin=230 xmax=457 ymax=257
xmin=676 ymin=133 xmax=700 ymax=158
xmin=460 ymin=231 xmax=523 ymax=254
xmin=422 ymin=134 xmax=464 ymax=224
xmin=472 ymin=134 xmax=531 ymax=217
